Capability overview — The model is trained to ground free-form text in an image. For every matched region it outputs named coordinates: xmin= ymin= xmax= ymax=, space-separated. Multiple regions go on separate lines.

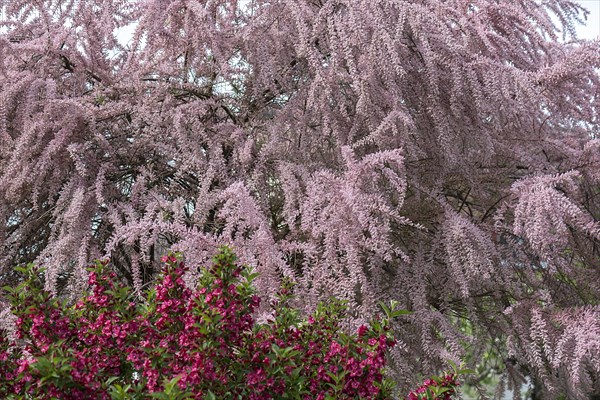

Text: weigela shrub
xmin=0 ymin=247 xmax=414 ymax=399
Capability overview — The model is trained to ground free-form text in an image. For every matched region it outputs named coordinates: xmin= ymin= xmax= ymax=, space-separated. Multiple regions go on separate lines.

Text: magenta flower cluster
xmin=0 ymin=247 xmax=416 ymax=399
xmin=407 ymin=374 xmax=461 ymax=400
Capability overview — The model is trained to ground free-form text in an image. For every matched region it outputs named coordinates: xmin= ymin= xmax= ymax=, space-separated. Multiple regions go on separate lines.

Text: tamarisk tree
xmin=0 ymin=0 xmax=599 ymax=397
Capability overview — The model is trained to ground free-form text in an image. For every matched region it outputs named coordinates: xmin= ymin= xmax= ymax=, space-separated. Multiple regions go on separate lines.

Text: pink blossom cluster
xmin=0 ymin=248 xmax=410 ymax=399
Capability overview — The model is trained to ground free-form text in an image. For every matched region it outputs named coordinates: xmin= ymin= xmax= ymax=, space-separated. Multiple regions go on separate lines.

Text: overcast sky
xmin=576 ymin=0 xmax=600 ymax=39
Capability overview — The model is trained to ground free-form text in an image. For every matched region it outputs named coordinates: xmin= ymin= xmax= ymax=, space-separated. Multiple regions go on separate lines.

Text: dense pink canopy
xmin=0 ymin=0 xmax=599 ymax=397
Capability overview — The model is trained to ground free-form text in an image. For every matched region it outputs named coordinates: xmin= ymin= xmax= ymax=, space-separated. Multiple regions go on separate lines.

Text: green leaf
xmin=205 ymin=391 xmax=217 ymax=400
xmin=163 ymin=375 xmax=183 ymax=393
